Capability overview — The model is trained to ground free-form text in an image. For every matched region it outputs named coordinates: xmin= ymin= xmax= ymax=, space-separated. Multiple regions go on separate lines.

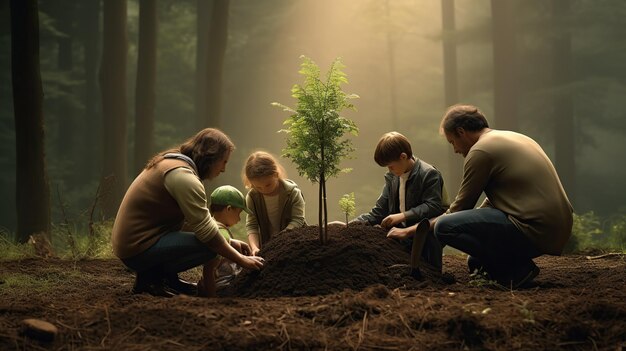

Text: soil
xmin=1 ymin=225 xmax=625 ymax=350
xmin=222 ymin=225 xmax=439 ymax=298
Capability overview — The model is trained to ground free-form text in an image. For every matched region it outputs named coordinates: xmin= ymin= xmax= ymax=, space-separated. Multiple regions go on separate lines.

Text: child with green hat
xmin=198 ymin=185 xmax=254 ymax=297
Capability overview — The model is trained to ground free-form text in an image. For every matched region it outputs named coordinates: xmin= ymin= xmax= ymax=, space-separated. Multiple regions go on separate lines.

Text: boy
xmin=352 ymin=132 xmax=448 ymax=270
xmin=197 ymin=185 xmax=252 ymax=297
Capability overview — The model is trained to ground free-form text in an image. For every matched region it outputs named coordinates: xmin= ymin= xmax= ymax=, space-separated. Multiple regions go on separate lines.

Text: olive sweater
xmin=245 ymin=179 xmax=306 ymax=247
xmin=450 ymin=130 xmax=574 ymax=255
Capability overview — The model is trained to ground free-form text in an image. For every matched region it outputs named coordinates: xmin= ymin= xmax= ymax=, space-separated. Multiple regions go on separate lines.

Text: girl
xmin=243 ymin=151 xmax=306 ymax=256
xmin=111 ymin=128 xmax=264 ymax=297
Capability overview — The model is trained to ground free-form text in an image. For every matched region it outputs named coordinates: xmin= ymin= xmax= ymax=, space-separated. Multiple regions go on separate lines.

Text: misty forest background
xmin=1 ymin=0 xmax=626 ymax=253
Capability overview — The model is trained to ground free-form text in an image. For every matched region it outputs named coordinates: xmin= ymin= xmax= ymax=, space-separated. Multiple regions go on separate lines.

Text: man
xmin=431 ymin=104 xmax=573 ymax=288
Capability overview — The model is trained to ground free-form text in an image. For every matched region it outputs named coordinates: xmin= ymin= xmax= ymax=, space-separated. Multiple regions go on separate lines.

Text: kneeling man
xmin=433 ymin=104 xmax=573 ymax=288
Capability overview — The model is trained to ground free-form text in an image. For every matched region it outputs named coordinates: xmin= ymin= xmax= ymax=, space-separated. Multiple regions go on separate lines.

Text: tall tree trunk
xmin=199 ymin=0 xmax=229 ymax=130
xmin=441 ymin=0 xmax=462 ymax=196
xmin=10 ymin=0 xmax=51 ymax=243
xmin=195 ymin=0 xmax=212 ymax=132
xmin=491 ymin=0 xmax=518 ymax=131
xmin=55 ymin=0 xmax=78 ymax=179
xmin=80 ymin=0 xmax=101 ymax=180
xmin=384 ymin=0 xmax=398 ymax=130
xmin=134 ymin=0 xmax=157 ymax=174
xmin=100 ymin=0 xmax=128 ymax=219
xmin=551 ymin=0 xmax=576 ymax=206
xmin=56 ymin=1 xmax=74 ymax=70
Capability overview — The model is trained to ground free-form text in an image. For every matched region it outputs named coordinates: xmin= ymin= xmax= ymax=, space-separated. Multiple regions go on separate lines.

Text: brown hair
xmin=242 ymin=151 xmax=286 ymax=188
xmin=374 ymin=132 xmax=413 ymax=166
xmin=209 ymin=203 xmax=228 ymax=214
xmin=440 ymin=104 xmax=489 ymax=136
xmin=146 ymin=128 xmax=235 ymax=180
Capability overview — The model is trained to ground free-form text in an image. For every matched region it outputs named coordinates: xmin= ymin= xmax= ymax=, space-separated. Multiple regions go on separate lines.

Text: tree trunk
xmin=10 ymin=0 xmax=51 ymax=243
xmin=80 ymin=0 xmax=101 ymax=180
xmin=99 ymin=0 xmax=128 ymax=219
xmin=318 ymin=172 xmax=324 ymax=245
xmin=441 ymin=0 xmax=462 ymax=196
xmin=384 ymin=0 xmax=398 ymax=130
xmin=195 ymin=0 xmax=212 ymax=132
xmin=551 ymin=0 xmax=576 ymax=206
xmin=199 ymin=0 xmax=229 ymax=130
xmin=134 ymin=0 xmax=157 ymax=174
xmin=491 ymin=0 xmax=518 ymax=131
xmin=322 ymin=174 xmax=328 ymax=243
xmin=55 ymin=0 xmax=78 ymax=180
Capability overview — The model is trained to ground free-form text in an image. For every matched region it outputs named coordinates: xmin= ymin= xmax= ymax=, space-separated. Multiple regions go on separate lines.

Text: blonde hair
xmin=242 ymin=151 xmax=287 ymax=188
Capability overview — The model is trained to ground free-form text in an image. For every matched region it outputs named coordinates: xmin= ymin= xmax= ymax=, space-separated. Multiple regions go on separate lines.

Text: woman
xmin=111 ymin=128 xmax=264 ymax=297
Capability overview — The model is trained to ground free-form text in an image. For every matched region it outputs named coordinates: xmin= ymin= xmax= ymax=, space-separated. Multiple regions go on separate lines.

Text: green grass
xmin=0 ymin=270 xmax=88 ymax=296
xmin=0 ymin=221 xmax=115 ymax=261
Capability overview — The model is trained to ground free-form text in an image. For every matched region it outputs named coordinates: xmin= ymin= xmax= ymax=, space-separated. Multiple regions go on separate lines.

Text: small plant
xmin=339 ymin=192 xmax=356 ymax=224
xmin=468 ymin=269 xmax=504 ymax=290
xmin=516 ymin=300 xmax=535 ymax=324
xmin=274 ymin=55 xmax=359 ymax=244
xmin=606 ymin=212 xmax=626 ymax=251
xmin=564 ymin=211 xmax=603 ymax=253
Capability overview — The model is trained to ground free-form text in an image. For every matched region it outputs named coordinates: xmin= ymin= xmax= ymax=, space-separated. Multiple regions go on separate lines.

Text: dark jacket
xmin=355 ymin=158 xmax=448 ymax=227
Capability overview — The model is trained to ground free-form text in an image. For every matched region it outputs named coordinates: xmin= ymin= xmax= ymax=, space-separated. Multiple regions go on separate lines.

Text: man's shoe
xmin=497 ymin=261 xmax=540 ymax=289
xmin=165 ymin=275 xmax=198 ymax=296
xmin=467 ymin=255 xmax=485 ymax=274
xmin=132 ymin=281 xmax=175 ymax=298
xmin=511 ymin=263 xmax=540 ymax=289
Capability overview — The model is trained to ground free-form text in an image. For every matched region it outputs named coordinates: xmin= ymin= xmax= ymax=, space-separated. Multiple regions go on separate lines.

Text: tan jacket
xmin=450 ymin=130 xmax=573 ymax=255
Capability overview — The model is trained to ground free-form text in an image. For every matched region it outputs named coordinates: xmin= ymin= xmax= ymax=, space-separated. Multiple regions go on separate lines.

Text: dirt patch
xmin=1 ymin=229 xmax=625 ymax=350
xmin=223 ymin=225 xmax=439 ymax=297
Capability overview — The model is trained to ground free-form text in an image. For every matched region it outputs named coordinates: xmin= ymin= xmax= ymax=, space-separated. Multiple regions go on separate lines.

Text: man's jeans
xmin=122 ymin=231 xmax=216 ymax=275
xmin=434 ymin=208 xmax=540 ymax=280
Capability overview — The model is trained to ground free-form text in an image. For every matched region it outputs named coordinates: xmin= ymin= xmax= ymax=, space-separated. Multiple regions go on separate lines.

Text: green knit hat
xmin=210 ymin=185 xmax=252 ymax=214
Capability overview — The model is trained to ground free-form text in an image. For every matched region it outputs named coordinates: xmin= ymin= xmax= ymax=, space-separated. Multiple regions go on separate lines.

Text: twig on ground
xmin=354 ymin=311 xmax=368 ymax=351
xmin=397 ymin=313 xmax=416 ymax=338
xmin=586 ymin=253 xmax=624 ymax=260
xmin=100 ymin=305 xmax=111 ymax=347
xmin=278 ymin=322 xmax=291 ymax=350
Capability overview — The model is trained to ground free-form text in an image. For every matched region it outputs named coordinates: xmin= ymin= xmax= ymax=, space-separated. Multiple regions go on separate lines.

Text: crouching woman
xmin=111 ymin=128 xmax=264 ymax=297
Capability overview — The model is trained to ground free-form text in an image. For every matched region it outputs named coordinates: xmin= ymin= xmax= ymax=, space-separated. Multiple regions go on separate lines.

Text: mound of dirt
xmin=223 ymin=225 xmax=431 ymax=297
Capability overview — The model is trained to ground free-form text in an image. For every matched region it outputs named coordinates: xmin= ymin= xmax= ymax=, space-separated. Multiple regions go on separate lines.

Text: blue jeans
xmin=122 ymin=231 xmax=216 ymax=275
xmin=434 ymin=208 xmax=540 ymax=279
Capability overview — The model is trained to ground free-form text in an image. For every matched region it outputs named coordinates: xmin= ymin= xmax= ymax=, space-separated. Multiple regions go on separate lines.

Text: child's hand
xmin=230 ymin=239 xmax=251 ymax=255
xmin=386 ymin=227 xmax=411 ymax=240
xmin=381 ymin=213 xmax=405 ymax=229
xmin=238 ymin=255 xmax=264 ymax=270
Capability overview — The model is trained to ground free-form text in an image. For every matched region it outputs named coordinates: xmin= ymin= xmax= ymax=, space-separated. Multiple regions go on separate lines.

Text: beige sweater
xmin=450 ymin=130 xmax=573 ymax=255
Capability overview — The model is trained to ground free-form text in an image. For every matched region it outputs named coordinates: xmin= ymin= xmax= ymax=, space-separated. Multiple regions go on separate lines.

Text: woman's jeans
xmin=122 ymin=231 xmax=216 ymax=275
xmin=434 ymin=208 xmax=540 ymax=280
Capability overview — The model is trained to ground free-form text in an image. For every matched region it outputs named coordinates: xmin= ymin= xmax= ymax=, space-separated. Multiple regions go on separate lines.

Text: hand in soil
xmin=381 ymin=213 xmax=406 ymax=229
xmin=230 ymin=239 xmax=251 ymax=255
xmin=239 ymin=255 xmax=264 ymax=270
xmin=386 ymin=226 xmax=411 ymax=240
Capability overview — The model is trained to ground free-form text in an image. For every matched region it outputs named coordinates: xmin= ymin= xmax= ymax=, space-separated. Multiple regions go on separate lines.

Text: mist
xmin=1 ymin=0 xmax=626 ymax=234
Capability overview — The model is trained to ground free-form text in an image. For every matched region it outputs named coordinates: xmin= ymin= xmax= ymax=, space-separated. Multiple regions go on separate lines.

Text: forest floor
xmin=1 ymin=226 xmax=625 ymax=350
